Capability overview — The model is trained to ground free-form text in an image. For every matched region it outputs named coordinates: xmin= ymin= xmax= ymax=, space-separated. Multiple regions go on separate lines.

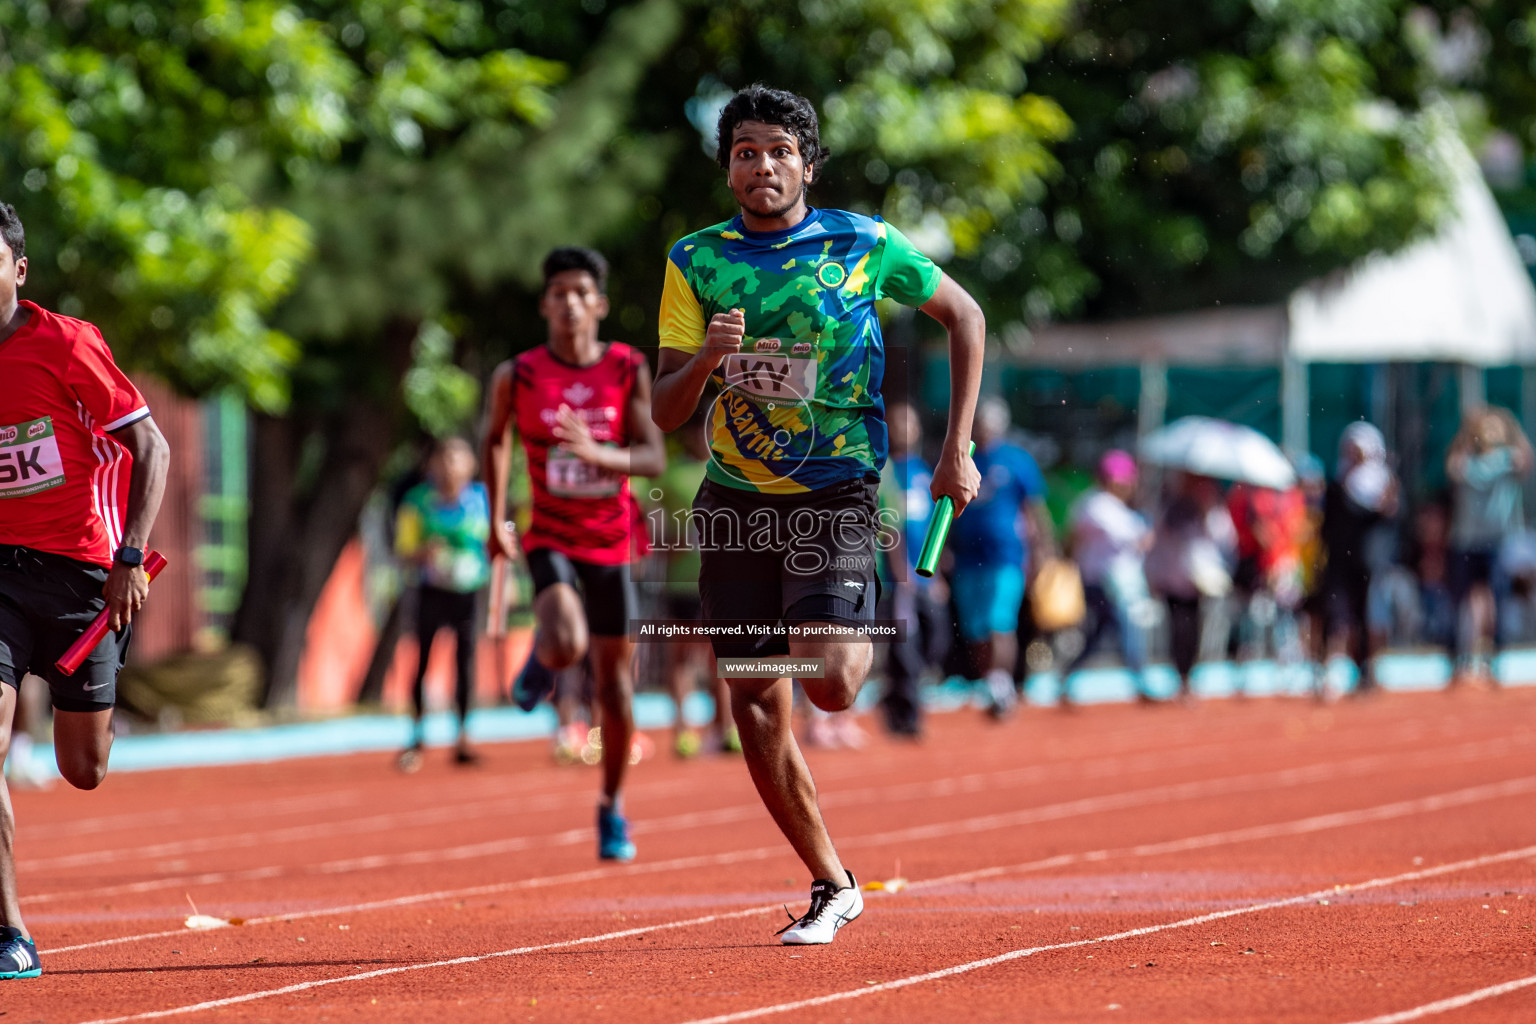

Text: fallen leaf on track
xmin=184 ymin=915 xmax=232 ymax=930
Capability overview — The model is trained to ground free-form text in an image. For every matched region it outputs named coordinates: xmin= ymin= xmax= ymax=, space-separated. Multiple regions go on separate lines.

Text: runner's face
xmin=0 ymin=239 xmax=26 ymax=312
xmin=727 ymin=121 xmax=812 ymax=220
xmin=540 ymin=270 xmax=608 ymax=342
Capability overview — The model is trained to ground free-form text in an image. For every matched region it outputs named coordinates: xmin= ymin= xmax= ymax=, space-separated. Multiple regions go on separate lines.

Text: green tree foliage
xmin=588 ymin=0 xmax=1536 ymax=347
xmin=572 ymin=0 xmax=1076 ymax=349
xmin=0 ymin=0 xmax=684 ymax=703
xmin=0 ymin=0 xmax=329 ymax=409
xmin=1010 ymin=0 xmax=1490 ymax=322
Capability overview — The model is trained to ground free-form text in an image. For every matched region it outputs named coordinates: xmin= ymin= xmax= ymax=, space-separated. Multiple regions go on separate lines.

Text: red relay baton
xmin=55 ymin=550 xmax=168 ymax=676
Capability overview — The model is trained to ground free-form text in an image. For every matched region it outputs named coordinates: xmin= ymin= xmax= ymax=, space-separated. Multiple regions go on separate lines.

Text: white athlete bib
xmin=0 ymin=417 xmax=65 ymax=498
xmin=722 ymin=346 xmax=818 ymax=403
xmin=546 ymin=446 xmax=621 ymax=498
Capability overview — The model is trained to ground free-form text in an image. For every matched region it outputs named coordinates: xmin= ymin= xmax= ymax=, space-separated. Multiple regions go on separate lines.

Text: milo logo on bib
xmin=0 ymin=417 xmax=65 ymax=498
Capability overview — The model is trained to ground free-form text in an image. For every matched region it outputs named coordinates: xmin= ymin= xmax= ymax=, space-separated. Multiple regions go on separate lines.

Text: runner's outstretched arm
xmin=104 ymin=416 xmax=169 ymax=630
xmin=482 ymin=361 xmax=518 ymax=562
xmin=918 ymin=274 xmax=985 ymax=515
xmin=552 ymin=359 xmax=666 ymax=477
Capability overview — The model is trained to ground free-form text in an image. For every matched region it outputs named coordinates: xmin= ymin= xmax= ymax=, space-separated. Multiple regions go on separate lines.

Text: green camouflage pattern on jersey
xmin=661 ymin=208 xmax=939 ymax=494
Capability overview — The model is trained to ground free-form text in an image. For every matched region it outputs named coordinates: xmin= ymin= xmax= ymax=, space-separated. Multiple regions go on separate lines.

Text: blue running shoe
xmin=511 ymin=650 xmax=556 ymax=713
xmin=0 ymin=927 xmax=40 ymax=979
xmin=597 ymin=803 xmax=636 ymax=862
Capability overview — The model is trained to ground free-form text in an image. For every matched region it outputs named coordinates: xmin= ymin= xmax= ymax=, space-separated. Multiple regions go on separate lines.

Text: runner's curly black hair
xmin=715 ymin=85 xmax=830 ymax=174
xmin=542 ymin=246 xmax=608 ymax=294
xmin=0 ymin=202 xmax=25 ymax=262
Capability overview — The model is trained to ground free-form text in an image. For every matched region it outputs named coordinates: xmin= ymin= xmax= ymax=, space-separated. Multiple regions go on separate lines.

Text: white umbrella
xmin=1140 ymin=416 xmax=1297 ymax=489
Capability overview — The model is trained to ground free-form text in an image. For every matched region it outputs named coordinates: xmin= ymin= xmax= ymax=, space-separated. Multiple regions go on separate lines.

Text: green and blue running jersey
xmin=659 ymin=208 xmax=941 ymax=494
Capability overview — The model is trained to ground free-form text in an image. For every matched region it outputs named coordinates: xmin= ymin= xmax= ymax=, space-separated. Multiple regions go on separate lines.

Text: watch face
xmin=116 ymin=547 xmax=144 ymax=567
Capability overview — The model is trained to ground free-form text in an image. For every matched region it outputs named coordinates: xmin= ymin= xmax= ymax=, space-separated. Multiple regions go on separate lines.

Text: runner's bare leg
xmin=52 ymin=708 xmax=113 ymax=791
xmin=0 ymin=684 xmax=26 ymax=939
xmin=730 ymin=676 xmax=846 ymax=882
xmin=590 ymin=635 xmax=634 ymax=803
xmin=792 ymin=630 xmax=874 ymax=713
xmin=532 ymin=583 xmax=589 ymax=671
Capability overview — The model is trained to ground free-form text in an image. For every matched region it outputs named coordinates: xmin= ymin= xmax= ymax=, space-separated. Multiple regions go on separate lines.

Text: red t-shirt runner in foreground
xmin=0 ymin=300 xmax=149 ymax=568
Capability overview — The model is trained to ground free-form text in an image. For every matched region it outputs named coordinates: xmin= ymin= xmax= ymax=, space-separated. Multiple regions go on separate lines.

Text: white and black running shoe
xmin=0 ymin=927 xmax=40 ymax=979
xmin=776 ymin=870 xmax=863 ymax=945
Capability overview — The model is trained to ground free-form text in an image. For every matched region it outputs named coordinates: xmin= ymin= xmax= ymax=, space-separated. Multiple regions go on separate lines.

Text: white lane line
xmin=22 ymin=764 xmax=762 ymax=872
xmin=906 ymin=775 xmax=1536 ymax=890
xmin=73 ymin=903 xmax=781 ymax=1024
xmin=20 ymin=728 xmax=1334 ymax=872
xmin=841 ymin=765 xmax=1536 ymax=853
xmin=675 ymin=843 xmax=1536 ymax=1024
xmin=1338 ymin=974 xmax=1536 ymax=1023
xmin=26 ymin=716 xmax=1493 ymax=863
xmin=18 ymin=769 xmax=595 ymax=842
xmin=21 ymin=791 xmax=366 ymax=842
xmin=22 ymin=789 xmax=604 ymax=872
xmin=71 ymin=841 xmax=1536 ymax=1023
xmin=28 ymin=733 xmax=1520 ymax=906
xmin=43 ymin=770 xmax=1536 ymax=956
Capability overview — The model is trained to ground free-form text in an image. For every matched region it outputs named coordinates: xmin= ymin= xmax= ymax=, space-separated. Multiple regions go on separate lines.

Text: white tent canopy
xmin=1288 ymin=135 xmax=1536 ymax=366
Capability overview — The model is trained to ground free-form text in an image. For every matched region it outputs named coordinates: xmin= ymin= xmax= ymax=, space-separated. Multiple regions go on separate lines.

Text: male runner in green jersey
xmin=652 ymin=85 xmax=984 ymax=945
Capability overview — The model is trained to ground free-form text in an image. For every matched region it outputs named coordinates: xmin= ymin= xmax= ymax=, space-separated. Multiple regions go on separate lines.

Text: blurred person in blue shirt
xmin=877 ymin=402 xmax=950 ymax=737
xmin=1445 ymin=408 xmax=1531 ymax=687
xmin=949 ymin=397 xmax=1050 ymax=718
xmin=395 ymin=437 xmax=492 ymax=770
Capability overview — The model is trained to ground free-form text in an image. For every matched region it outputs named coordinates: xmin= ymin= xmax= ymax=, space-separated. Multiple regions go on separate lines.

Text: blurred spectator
xmin=1060 ymin=451 xmax=1151 ymax=703
xmin=1404 ymin=495 xmax=1455 ymax=648
xmin=1295 ymin=454 xmax=1327 ymax=594
xmin=949 ymin=397 xmax=1050 ymax=719
xmin=394 ymin=437 xmax=491 ymax=770
xmin=1226 ymin=481 xmax=1308 ymax=673
xmin=877 ymin=402 xmax=949 ymax=738
xmin=1146 ymin=473 xmax=1235 ymax=700
xmin=1445 ymin=408 xmax=1532 ymax=686
xmin=1312 ymin=422 xmax=1398 ymax=697
xmin=1497 ymin=531 xmax=1536 ymax=644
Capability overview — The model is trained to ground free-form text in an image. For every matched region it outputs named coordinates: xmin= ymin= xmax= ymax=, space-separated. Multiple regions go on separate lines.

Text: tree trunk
xmin=232 ymin=319 xmax=418 ymax=707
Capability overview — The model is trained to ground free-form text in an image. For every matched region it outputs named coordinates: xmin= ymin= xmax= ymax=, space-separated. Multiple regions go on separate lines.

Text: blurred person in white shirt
xmin=1060 ymin=451 xmax=1152 ymax=704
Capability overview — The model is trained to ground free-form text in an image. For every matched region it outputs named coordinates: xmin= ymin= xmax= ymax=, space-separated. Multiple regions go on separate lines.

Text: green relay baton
xmin=914 ymin=441 xmax=976 ymax=578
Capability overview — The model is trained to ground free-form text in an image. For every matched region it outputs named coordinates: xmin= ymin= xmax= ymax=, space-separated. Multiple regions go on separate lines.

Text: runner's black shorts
xmin=526 ymin=548 xmax=636 ymax=637
xmin=692 ymin=475 xmax=882 ymax=659
xmin=0 ymin=544 xmax=130 ymax=712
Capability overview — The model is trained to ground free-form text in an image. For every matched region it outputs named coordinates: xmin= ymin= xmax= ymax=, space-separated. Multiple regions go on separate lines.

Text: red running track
xmin=7 ymin=688 xmax=1536 ymax=1023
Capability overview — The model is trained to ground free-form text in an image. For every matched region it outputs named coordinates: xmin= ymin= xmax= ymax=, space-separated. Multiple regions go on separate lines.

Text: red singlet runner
xmin=0 ymin=300 xmax=149 ymax=568
xmin=510 ymin=342 xmax=647 ymax=565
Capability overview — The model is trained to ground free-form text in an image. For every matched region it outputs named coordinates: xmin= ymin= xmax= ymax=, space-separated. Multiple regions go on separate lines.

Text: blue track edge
xmin=5 ymin=649 xmax=1533 ymax=778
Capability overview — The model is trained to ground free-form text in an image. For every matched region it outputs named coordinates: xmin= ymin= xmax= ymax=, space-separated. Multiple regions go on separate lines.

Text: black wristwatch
xmin=114 ymin=546 xmax=145 ymax=568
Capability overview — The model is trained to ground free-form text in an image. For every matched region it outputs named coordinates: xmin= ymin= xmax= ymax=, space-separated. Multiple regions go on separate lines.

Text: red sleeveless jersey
xmin=512 ymin=342 xmax=646 ymax=566
xmin=0 ymin=301 xmax=149 ymax=568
